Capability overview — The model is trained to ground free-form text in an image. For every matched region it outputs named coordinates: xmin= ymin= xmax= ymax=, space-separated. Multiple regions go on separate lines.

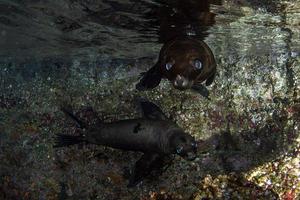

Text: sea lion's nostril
xmin=176 ymin=79 xmax=184 ymax=86
xmin=175 ymin=75 xmax=185 ymax=86
xmin=187 ymin=152 xmax=197 ymax=160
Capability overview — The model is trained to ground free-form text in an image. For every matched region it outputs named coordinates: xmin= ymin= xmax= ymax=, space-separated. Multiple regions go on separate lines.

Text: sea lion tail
xmin=53 ymin=134 xmax=85 ymax=148
xmin=61 ymin=107 xmax=87 ymax=129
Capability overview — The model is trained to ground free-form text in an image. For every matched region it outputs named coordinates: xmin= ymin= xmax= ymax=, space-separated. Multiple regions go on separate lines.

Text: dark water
xmin=0 ymin=0 xmax=299 ymax=199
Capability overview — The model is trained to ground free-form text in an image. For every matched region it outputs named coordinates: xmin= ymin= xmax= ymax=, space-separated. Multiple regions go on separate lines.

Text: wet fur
xmin=54 ymin=100 xmax=197 ymax=187
xmin=136 ymin=37 xmax=216 ymax=96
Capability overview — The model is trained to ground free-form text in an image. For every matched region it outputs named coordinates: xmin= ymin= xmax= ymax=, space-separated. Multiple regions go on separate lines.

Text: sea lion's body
xmin=54 ymin=100 xmax=197 ymax=187
xmin=86 ymin=119 xmax=179 ymax=154
xmin=136 ymin=37 xmax=216 ymax=97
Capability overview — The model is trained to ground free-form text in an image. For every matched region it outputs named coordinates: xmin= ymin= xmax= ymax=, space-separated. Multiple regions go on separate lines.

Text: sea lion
xmin=136 ymin=37 xmax=216 ymax=97
xmin=54 ymin=99 xmax=197 ymax=187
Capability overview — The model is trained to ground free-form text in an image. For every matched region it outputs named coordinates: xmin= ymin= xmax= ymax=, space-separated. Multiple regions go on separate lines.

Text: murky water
xmin=0 ymin=0 xmax=299 ymax=199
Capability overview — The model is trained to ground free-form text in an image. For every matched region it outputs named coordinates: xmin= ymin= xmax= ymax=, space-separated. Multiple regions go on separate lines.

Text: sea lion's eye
xmin=176 ymin=146 xmax=184 ymax=154
xmin=165 ymin=62 xmax=173 ymax=70
xmin=194 ymin=59 xmax=202 ymax=70
xmin=191 ymin=142 xmax=197 ymax=148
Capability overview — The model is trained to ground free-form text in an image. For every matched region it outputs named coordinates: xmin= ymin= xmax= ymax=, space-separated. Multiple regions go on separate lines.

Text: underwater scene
xmin=0 ymin=0 xmax=299 ymax=199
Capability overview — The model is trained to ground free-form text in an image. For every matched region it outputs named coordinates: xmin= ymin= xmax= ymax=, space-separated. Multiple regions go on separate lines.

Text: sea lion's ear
xmin=137 ymin=98 xmax=168 ymax=120
xmin=205 ymin=67 xmax=216 ymax=86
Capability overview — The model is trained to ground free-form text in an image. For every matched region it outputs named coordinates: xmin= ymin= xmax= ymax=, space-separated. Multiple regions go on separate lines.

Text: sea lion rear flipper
xmin=136 ymin=64 xmax=162 ymax=91
xmin=53 ymin=133 xmax=85 ymax=148
xmin=61 ymin=106 xmax=87 ymax=129
xmin=127 ymin=153 xmax=167 ymax=187
xmin=205 ymin=66 xmax=216 ymax=86
xmin=137 ymin=98 xmax=168 ymax=120
xmin=191 ymin=84 xmax=210 ymax=100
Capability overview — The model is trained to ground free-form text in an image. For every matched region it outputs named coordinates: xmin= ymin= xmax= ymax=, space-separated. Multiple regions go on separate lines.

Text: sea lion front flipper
xmin=191 ymin=84 xmax=210 ymax=100
xmin=136 ymin=63 xmax=162 ymax=91
xmin=127 ymin=153 xmax=167 ymax=187
xmin=205 ymin=67 xmax=216 ymax=86
xmin=138 ymin=98 xmax=168 ymax=120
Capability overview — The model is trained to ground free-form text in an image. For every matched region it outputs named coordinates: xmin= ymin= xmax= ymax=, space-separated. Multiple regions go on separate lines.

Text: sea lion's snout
xmin=173 ymin=75 xmax=193 ymax=90
xmin=171 ymin=131 xmax=198 ymax=160
xmin=183 ymin=141 xmax=198 ymax=160
xmin=186 ymin=151 xmax=197 ymax=161
xmin=177 ymin=146 xmax=197 ymax=161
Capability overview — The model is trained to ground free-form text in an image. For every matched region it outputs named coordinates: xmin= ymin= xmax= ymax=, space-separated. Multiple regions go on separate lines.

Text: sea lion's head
xmin=169 ymin=130 xmax=197 ymax=160
xmin=159 ymin=38 xmax=216 ymax=90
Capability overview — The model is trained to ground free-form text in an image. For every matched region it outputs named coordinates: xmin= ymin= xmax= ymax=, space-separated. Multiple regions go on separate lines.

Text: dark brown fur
xmin=136 ymin=37 xmax=216 ymax=91
xmin=159 ymin=37 xmax=216 ymax=87
xmin=54 ymin=100 xmax=198 ymax=187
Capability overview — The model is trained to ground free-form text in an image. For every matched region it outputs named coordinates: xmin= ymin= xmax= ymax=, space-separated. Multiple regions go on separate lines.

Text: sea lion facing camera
xmin=136 ymin=37 xmax=216 ymax=97
xmin=54 ymin=99 xmax=197 ymax=187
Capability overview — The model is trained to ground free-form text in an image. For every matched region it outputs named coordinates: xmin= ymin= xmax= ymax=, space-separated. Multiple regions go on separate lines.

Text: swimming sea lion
xmin=136 ymin=37 xmax=216 ymax=98
xmin=54 ymin=99 xmax=197 ymax=187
